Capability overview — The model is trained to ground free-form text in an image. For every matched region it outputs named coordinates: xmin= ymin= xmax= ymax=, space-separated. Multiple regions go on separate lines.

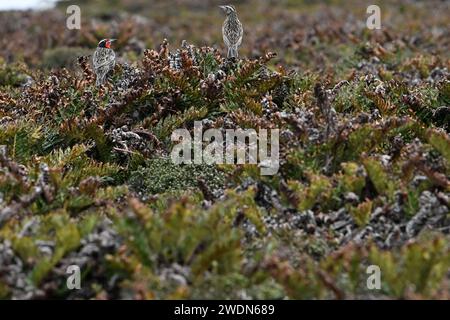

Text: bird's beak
xmin=219 ymin=6 xmax=226 ymax=11
xmin=110 ymin=39 xmax=117 ymax=42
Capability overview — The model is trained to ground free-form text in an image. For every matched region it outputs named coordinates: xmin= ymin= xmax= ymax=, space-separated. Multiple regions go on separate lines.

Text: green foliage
xmin=428 ymin=130 xmax=450 ymax=165
xmin=338 ymin=162 xmax=366 ymax=196
xmin=128 ymin=158 xmax=225 ymax=195
xmin=369 ymin=238 xmax=450 ymax=297
xmin=363 ymin=157 xmax=397 ymax=199
xmin=289 ymin=174 xmax=332 ymax=211
xmin=0 ymin=59 xmax=27 ymax=87
xmin=0 ymin=212 xmax=90 ymax=286
xmin=350 ymin=199 xmax=372 ymax=227
xmin=0 ymin=0 xmax=449 ymax=299
xmin=115 ymin=194 xmax=244 ymax=275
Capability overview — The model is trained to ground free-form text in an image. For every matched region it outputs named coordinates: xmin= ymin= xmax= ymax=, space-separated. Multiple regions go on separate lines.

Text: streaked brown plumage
xmin=93 ymin=39 xmax=116 ymax=86
xmin=220 ymin=5 xmax=243 ymax=59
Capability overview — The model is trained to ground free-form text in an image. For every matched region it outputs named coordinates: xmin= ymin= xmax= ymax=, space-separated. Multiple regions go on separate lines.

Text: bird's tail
xmin=228 ymin=46 xmax=239 ymax=59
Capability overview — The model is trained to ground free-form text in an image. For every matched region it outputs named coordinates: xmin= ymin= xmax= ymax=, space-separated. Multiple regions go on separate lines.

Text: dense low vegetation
xmin=0 ymin=0 xmax=449 ymax=299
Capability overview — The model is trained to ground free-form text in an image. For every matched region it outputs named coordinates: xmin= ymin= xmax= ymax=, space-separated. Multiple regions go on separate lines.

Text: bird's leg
xmin=231 ymin=47 xmax=238 ymax=59
xmin=227 ymin=47 xmax=232 ymax=58
xmin=95 ymin=69 xmax=104 ymax=86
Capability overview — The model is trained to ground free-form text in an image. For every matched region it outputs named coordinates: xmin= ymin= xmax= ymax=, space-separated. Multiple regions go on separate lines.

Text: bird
xmin=220 ymin=5 xmax=243 ymax=59
xmin=93 ymin=39 xmax=116 ymax=86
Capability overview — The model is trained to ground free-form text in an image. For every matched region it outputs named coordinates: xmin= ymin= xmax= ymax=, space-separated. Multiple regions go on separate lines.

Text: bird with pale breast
xmin=220 ymin=5 xmax=244 ymax=59
xmin=93 ymin=39 xmax=116 ymax=86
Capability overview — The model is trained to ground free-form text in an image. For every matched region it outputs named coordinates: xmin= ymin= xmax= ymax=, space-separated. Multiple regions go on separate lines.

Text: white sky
xmin=0 ymin=0 xmax=57 ymax=10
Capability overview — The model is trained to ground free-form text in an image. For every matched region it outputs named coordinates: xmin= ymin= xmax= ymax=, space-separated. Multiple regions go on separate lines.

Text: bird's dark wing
xmin=93 ymin=48 xmax=115 ymax=70
xmin=226 ymin=20 xmax=243 ymax=46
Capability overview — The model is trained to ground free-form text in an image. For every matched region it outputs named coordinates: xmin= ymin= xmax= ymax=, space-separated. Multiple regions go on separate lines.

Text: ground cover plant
xmin=0 ymin=0 xmax=449 ymax=299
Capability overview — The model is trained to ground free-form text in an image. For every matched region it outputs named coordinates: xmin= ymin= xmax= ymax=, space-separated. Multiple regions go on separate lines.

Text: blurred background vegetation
xmin=1 ymin=0 xmax=448 ymax=70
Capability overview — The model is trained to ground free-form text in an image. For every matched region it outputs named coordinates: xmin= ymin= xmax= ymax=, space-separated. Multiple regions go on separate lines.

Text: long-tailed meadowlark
xmin=220 ymin=5 xmax=243 ymax=59
xmin=93 ymin=39 xmax=116 ymax=86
